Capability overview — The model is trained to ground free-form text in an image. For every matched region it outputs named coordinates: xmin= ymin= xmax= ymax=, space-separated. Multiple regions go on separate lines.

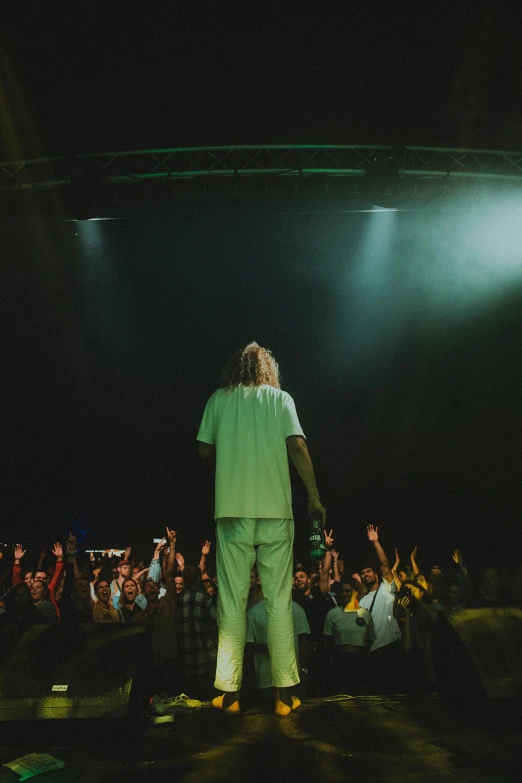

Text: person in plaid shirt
xmin=176 ymin=565 xmax=218 ymax=699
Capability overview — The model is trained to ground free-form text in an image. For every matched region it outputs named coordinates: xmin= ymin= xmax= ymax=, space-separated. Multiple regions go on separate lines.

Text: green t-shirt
xmin=197 ymin=384 xmax=305 ymax=519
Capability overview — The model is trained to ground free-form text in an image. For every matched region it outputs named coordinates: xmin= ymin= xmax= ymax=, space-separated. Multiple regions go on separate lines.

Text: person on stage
xmin=197 ymin=342 xmax=326 ymax=716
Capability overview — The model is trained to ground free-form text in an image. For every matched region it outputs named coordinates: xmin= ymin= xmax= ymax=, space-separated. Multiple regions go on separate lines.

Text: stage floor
xmin=0 ymin=694 xmax=521 ymax=782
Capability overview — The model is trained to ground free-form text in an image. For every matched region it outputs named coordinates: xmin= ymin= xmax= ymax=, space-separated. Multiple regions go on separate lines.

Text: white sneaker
xmin=150 ymin=693 xmax=202 ymax=715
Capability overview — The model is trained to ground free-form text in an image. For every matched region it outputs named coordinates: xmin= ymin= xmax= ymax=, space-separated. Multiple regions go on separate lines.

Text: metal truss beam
xmin=2 ymin=145 xmax=522 ymax=193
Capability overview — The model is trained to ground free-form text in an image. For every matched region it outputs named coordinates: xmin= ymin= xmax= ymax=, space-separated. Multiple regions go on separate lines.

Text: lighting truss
xmin=1 ymin=144 xmax=522 ymax=216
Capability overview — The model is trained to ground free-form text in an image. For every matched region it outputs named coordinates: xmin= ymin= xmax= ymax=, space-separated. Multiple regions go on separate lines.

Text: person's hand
xmin=452 ymin=549 xmax=464 ymax=568
xmin=14 ymin=544 xmax=26 ymax=562
xmin=351 ymin=572 xmax=362 ymax=583
xmin=308 ymin=497 xmax=326 ymax=526
xmin=397 ymin=595 xmax=411 ymax=611
xmin=175 ymin=552 xmax=185 ymax=570
xmin=201 ymin=540 xmax=211 ymax=556
xmin=66 ymin=532 xmax=78 ymax=553
xmin=166 ymin=527 xmax=177 ymax=549
xmin=331 ymin=548 xmax=339 ymax=562
xmin=367 ymin=525 xmax=379 ymax=542
xmin=411 ymin=544 xmax=418 ymax=560
xmin=124 ymin=546 xmax=132 ymax=560
xmin=52 ymin=542 xmax=63 ymax=559
xmin=39 ymin=548 xmax=47 ymax=560
xmin=154 ymin=538 xmax=166 ymax=558
xmin=323 ymin=529 xmax=334 ymax=549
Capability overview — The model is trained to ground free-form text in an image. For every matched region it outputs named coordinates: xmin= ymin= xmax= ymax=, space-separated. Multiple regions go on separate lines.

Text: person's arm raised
xmin=366 ymin=525 xmax=393 ymax=583
xmin=410 ymin=545 xmax=420 ymax=577
xmin=286 ymin=436 xmax=326 ymax=525
xmin=319 ymin=529 xmax=334 ymax=595
xmin=164 ymin=527 xmax=177 ymax=604
xmin=148 ymin=538 xmax=165 ymax=584
xmin=12 ymin=543 xmax=25 ymax=585
xmin=199 ymin=540 xmax=210 ymax=575
xmin=331 ymin=549 xmax=341 ymax=584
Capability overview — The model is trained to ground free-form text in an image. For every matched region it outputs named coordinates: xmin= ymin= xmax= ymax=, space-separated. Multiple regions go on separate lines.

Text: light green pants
xmin=214 ymin=517 xmax=299 ymax=692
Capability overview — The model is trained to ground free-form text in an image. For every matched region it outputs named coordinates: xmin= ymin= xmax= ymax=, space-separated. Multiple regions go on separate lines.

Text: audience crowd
xmin=1 ymin=524 xmax=520 ymax=704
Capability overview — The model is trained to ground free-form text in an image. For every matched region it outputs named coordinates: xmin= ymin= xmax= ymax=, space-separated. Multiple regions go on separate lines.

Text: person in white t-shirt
xmin=246 ymin=586 xmax=310 ymax=703
xmin=358 ymin=525 xmax=403 ymax=692
xmin=197 ymin=342 xmax=326 ymax=716
xmin=324 ymin=577 xmax=375 ymax=694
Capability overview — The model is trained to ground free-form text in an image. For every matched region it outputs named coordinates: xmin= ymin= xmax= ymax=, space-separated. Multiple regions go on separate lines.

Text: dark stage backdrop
xmin=3 ymin=198 xmax=521 ymax=572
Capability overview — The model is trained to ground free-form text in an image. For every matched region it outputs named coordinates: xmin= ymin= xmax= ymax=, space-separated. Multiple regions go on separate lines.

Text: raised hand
xmin=52 ymin=542 xmax=63 ymax=559
xmin=154 ymin=538 xmax=166 ymax=558
xmin=201 ymin=540 xmax=211 ymax=556
xmin=166 ymin=527 xmax=177 ymax=548
xmin=66 ymin=532 xmax=78 ymax=553
xmin=124 ymin=546 xmax=132 ymax=560
xmin=39 ymin=548 xmax=47 ymax=560
xmin=14 ymin=544 xmax=26 ymax=562
xmin=175 ymin=552 xmax=185 ymax=570
xmin=324 ymin=529 xmax=334 ymax=548
xmin=410 ymin=545 xmax=418 ymax=560
xmin=330 ymin=548 xmax=339 ymax=561
xmin=452 ymin=549 xmax=464 ymax=567
xmin=366 ymin=525 xmax=379 ymax=542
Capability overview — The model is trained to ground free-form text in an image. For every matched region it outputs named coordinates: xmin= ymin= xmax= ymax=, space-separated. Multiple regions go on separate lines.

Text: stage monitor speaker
xmin=0 ymin=623 xmax=150 ymax=722
xmin=431 ymin=607 xmax=522 ymax=703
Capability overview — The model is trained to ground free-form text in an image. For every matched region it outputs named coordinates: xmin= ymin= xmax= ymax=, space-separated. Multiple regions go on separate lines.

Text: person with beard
xmin=133 ymin=528 xmax=181 ymax=698
xmin=358 ymin=525 xmax=402 ymax=693
xmin=292 ymin=564 xmax=335 ymax=697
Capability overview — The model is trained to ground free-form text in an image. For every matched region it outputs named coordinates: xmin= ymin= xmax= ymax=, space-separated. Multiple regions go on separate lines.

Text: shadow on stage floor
xmin=1 ymin=694 xmax=522 ymax=782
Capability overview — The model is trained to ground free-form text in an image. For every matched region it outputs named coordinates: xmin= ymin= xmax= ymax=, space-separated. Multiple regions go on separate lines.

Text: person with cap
xmin=110 ymin=553 xmax=147 ymax=610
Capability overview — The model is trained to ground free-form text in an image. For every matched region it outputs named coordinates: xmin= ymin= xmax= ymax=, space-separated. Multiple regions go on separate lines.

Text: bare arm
xmin=164 ymin=528 xmax=177 ymax=604
xmin=286 ymin=436 xmax=326 ymax=524
xmin=367 ymin=525 xmax=393 ymax=583
xmin=391 ymin=549 xmax=402 ymax=591
xmin=13 ymin=544 xmax=26 ymax=585
xmin=331 ymin=549 xmax=340 ymax=583
xmin=410 ymin=545 xmax=420 ymax=577
xmin=199 ymin=540 xmax=210 ymax=575
xmin=319 ymin=551 xmax=331 ymax=595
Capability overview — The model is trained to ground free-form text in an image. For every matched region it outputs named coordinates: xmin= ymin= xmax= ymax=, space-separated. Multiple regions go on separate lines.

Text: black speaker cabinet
xmin=0 ymin=623 xmax=150 ymax=721
xmin=431 ymin=607 xmax=522 ymax=703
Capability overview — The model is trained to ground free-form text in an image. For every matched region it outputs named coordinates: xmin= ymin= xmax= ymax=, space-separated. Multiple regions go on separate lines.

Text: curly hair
xmin=220 ymin=342 xmax=281 ymax=390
